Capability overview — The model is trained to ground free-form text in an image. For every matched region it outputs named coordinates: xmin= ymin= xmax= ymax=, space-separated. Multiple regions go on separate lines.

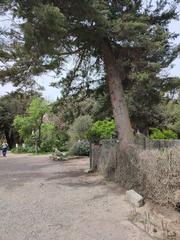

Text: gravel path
xmin=0 ymin=154 xmax=152 ymax=240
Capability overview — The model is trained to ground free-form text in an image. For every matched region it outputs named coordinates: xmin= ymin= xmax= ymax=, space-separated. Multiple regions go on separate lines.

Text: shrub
xmin=40 ymin=123 xmax=56 ymax=152
xmin=162 ymin=129 xmax=177 ymax=139
xmin=56 ymin=142 xmax=68 ymax=152
xmin=11 ymin=145 xmax=52 ymax=154
xmin=87 ymin=119 xmax=115 ymax=143
xmin=68 ymin=115 xmax=93 ymax=143
xmin=55 ymin=131 xmax=69 ymax=151
xmin=149 ymin=128 xmax=164 ymax=140
xmin=150 ymin=128 xmax=177 ymax=140
xmin=11 ymin=146 xmax=35 ymax=153
xmin=69 ymin=140 xmax=90 ymax=156
xmin=40 ymin=141 xmax=53 ymax=152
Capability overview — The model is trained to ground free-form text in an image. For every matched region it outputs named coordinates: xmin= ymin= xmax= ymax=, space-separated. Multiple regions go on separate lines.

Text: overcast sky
xmin=0 ymin=4 xmax=180 ymax=101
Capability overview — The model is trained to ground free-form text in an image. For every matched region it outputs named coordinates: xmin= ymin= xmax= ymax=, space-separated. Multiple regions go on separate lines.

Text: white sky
xmin=0 ymin=3 xmax=180 ymax=101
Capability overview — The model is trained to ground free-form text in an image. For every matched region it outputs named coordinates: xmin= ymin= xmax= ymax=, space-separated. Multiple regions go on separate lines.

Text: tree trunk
xmin=37 ymin=115 xmax=44 ymax=149
xmin=102 ymin=42 xmax=134 ymax=144
xmin=4 ymin=128 xmax=15 ymax=149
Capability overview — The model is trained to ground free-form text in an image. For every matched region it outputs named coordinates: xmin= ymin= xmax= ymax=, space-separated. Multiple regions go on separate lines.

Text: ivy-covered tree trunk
xmin=102 ymin=43 xmax=134 ymax=144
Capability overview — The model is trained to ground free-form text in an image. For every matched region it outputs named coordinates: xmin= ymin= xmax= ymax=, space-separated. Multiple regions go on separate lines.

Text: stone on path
xmin=126 ymin=190 xmax=144 ymax=207
xmin=84 ymin=168 xmax=94 ymax=173
xmin=175 ymin=190 xmax=180 ymax=212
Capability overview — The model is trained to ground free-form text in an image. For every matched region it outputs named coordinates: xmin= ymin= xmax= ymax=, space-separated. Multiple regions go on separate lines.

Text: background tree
xmin=14 ymin=97 xmax=51 ymax=151
xmin=0 ymin=90 xmax=40 ymax=148
xmin=52 ymin=83 xmax=112 ymax=130
xmin=166 ymin=94 xmax=180 ymax=137
xmin=53 ymin=79 xmax=178 ymax=137
xmin=1 ymin=0 xmax=180 ymax=144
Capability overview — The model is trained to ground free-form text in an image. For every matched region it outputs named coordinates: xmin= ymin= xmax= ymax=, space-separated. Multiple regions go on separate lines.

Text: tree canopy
xmin=1 ymin=0 xmax=180 ymax=143
xmin=0 ymin=90 xmax=40 ymax=148
xmin=14 ymin=97 xmax=52 ymax=150
xmin=166 ymin=94 xmax=180 ymax=137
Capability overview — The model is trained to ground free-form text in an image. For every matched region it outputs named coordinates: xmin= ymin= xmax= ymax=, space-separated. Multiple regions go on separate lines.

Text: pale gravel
xmin=0 ymin=154 xmax=152 ymax=240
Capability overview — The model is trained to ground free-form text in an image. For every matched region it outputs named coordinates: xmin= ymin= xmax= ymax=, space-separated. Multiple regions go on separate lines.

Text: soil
xmin=0 ymin=154 xmax=178 ymax=240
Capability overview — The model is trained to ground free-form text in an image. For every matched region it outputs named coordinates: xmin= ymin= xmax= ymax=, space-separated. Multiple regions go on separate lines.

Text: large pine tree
xmin=1 ymin=0 xmax=180 ymax=143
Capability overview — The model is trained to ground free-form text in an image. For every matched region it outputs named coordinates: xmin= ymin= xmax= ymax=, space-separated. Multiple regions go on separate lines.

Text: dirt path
xmin=0 ymin=154 xmax=153 ymax=240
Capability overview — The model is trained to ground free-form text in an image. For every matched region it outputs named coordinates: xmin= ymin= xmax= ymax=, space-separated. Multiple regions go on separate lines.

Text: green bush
xmin=40 ymin=141 xmax=54 ymax=152
xmin=40 ymin=123 xmax=56 ymax=152
xmin=150 ymin=128 xmax=177 ymax=140
xmin=56 ymin=142 xmax=68 ymax=152
xmin=87 ymin=119 xmax=115 ymax=143
xmin=149 ymin=128 xmax=164 ymax=140
xmin=55 ymin=131 xmax=69 ymax=151
xmin=162 ymin=129 xmax=177 ymax=139
xmin=11 ymin=146 xmax=36 ymax=153
xmin=41 ymin=129 xmax=69 ymax=152
xmin=69 ymin=140 xmax=90 ymax=156
xmin=11 ymin=145 xmax=53 ymax=154
xmin=68 ymin=115 xmax=93 ymax=143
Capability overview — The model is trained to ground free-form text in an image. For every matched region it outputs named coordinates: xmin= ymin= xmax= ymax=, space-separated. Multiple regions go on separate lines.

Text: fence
xmin=90 ymin=138 xmax=180 ymax=169
xmin=135 ymin=135 xmax=180 ymax=150
xmin=89 ymin=138 xmax=180 ymax=206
